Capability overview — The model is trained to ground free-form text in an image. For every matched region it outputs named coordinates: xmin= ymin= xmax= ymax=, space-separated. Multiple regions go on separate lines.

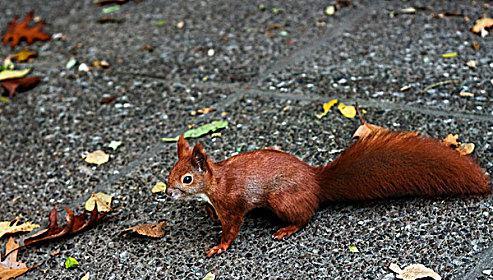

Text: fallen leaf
xmin=0 ymin=69 xmax=31 ymax=81
xmin=457 ymin=143 xmax=475 ymax=156
xmin=12 ymin=49 xmax=37 ymax=62
xmin=0 ymin=220 xmax=40 ymax=238
xmin=466 ymin=60 xmax=477 ymax=69
xmin=24 ymin=206 xmax=108 ymax=247
xmin=161 ymin=120 xmax=229 ymax=142
xmin=443 ymin=134 xmax=459 ymax=147
xmin=91 ymin=59 xmax=110 ymax=69
xmin=441 ymin=52 xmax=458 ymax=58
xmin=348 ymin=244 xmax=359 ymax=252
xmin=202 ymin=272 xmax=216 ymax=280
xmin=0 ymin=237 xmax=30 ymax=279
xmin=471 ymin=41 xmax=480 ymax=51
xmin=191 ymin=107 xmax=215 ymax=116
xmin=123 ymin=221 xmax=166 ymax=238
xmin=108 ymin=140 xmax=122 ymax=150
xmin=78 ymin=63 xmax=90 ymax=72
xmin=100 ymin=95 xmax=117 ymax=104
xmin=65 ymin=257 xmax=79 ymax=269
xmin=2 ymin=11 xmax=50 ymax=48
xmin=337 ymin=102 xmax=356 ymax=118
xmin=176 ymin=21 xmax=185 ymax=29
xmin=85 ymin=192 xmax=112 ymax=212
xmin=155 ymin=19 xmax=166 ymax=27
xmin=0 ymin=96 xmax=10 ymax=103
xmin=325 ymin=5 xmax=336 ymax=16
xmin=66 ymin=57 xmax=77 ymax=69
xmin=151 ymin=182 xmax=167 ymax=194
xmin=390 ymin=263 xmax=441 ymax=280
xmin=84 ymin=150 xmax=109 ymax=165
xmin=316 ymin=99 xmax=338 ymax=119
xmin=1 ymin=76 xmax=41 ymax=98
xmin=459 ymin=91 xmax=474 ymax=97
xmin=471 ymin=17 xmax=493 ymax=34
xmin=81 ymin=272 xmax=90 ymax=280
xmin=353 ymin=123 xmax=386 ymax=139
xmin=102 ymin=5 xmax=120 ymax=14
xmin=94 ymin=0 xmax=128 ymax=5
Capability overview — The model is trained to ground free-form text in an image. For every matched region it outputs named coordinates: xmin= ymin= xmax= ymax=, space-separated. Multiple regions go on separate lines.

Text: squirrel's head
xmin=166 ymin=135 xmax=211 ymax=200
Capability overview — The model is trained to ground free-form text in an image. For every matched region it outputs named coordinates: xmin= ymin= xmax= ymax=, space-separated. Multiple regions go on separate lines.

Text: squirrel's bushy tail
xmin=317 ymin=131 xmax=490 ymax=202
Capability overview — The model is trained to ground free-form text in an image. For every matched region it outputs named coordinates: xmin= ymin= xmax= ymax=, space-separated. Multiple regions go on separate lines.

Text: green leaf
xmin=441 ymin=52 xmax=458 ymax=58
xmin=102 ymin=5 xmax=120 ymax=14
xmin=0 ymin=96 xmax=10 ymax=103
xmin=161 ymin=120 xmax=228 ymax=142
xmin=0 ymin=68 xmax=31 ymax=81
xmin=155 ymin=19 xmax=166 ymax=27
xmin=348 ymin=244 xmax=359 ymax=253
xmin=65 ymin=257 xmax=79 ymax=269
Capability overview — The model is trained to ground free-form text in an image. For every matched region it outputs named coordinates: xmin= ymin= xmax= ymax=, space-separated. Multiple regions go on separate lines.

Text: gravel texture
xmin=0 ymin=0 xmax=492 ymax=279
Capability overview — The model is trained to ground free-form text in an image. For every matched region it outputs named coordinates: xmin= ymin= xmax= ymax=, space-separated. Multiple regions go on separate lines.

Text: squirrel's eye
xmin=182 ymin=174 xmax=193 ymax=185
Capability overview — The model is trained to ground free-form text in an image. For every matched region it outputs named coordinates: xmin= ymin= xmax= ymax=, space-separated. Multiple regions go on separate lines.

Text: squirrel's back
xmin=318 ymin=130 xmax=490 ymax=202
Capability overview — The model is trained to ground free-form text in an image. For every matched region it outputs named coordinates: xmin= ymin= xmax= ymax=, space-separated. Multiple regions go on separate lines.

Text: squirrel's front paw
xmin=206 ymin=243 xmax=229 ymax=257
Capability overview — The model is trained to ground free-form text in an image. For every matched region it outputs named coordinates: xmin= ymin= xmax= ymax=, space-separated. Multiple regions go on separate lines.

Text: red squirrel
xmin=166 ymin=130 xmax=490 ymax=257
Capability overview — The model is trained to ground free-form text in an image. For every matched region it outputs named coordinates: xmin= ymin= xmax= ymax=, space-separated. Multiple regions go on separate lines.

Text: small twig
xmin=422 ymin=79 xmax=458 ymax=93
xmin=354 ymin=102 xmax=366 ymax=125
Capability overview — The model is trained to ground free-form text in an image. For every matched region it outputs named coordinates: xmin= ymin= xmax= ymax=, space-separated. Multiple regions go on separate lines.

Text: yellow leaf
xmin=315 ymin=99 xmax=338 ymax=119
xmin=441 ymin=52 xmax=458 ymax=58
xmin=471 ymin=17 xmax=493 ymax=33
xmin=337 ymin=102 xmax=356 ymax=118
xmin=84 ymin=150 xmax=109 ymax=165
xmin=84 ymin=192 xmax=113 ymax=212
xmin=0 ymin=220 xmax=40 ymax=238
xmin=0 ymin=68 xmax=31 ymax=81
xmin=151 ymin=182 xmax=167 ymax=193
xmin=13 ymin=49 xmax=37 ymax=62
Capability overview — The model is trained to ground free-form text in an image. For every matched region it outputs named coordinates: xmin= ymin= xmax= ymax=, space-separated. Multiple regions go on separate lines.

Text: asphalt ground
xmin=0 ymin=0 xmax=492 ymax=279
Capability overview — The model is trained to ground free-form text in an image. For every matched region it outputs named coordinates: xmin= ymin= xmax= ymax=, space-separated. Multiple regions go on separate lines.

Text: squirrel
xmin=166 ymin=128 xmax=490 ymax=257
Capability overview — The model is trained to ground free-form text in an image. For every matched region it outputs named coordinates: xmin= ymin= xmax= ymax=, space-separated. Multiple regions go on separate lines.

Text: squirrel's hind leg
xmin=268 ymin=188 xmax=318 ymax=240
xmin=272 ymin=224 xmax=303 ymax=240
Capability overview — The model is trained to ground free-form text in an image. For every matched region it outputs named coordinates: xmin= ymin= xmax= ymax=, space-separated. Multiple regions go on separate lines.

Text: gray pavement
xmin=0 ymin=0 xmax=492 ymax=279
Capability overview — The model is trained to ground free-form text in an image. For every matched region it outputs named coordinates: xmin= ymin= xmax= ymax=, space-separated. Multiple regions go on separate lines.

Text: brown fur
xmin=166 ymin=132 xmax=490 ymax=257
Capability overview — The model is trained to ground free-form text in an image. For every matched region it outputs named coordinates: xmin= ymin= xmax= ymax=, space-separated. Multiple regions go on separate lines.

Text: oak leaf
xmin=1 ymin=76 xmax=41 ymax=98
xmin=2 ymin=11 xmax=50 ymax=48
xmin=23 ymin=206 xmax=108 ymax=247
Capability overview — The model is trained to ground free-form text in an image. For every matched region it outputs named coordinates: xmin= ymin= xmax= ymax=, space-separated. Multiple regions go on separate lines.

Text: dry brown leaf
xmin=390 ymin=263 xmax=441 ymax=280
xmin=0 ymin=220 xmax=40 ymax=239
xmin=123 ymin=221 xmax=166 ymax=238
xmin=457 ymin=143 xmax=475 ymax=156
xmin=2 ymin=11 xmax=50 ymax=48
xmin=0 ymin=237 xmax=30 ymax=279
xmin=84 ymin=150 xmax=109 ymax=165
xmin=91 ymin=60 xmax=110 ymax=69
xmin=84 ymin=192 xmax=112 ymax=212
xmin=1 ymin=76 xmax=41 ymax=98
xmin=471 ymin=17 xmax=493 ymax=34
xmin=442 ymin=134 xmax=459 ymax=147
xmin=352 ymin=123 xmax=387 ymax=139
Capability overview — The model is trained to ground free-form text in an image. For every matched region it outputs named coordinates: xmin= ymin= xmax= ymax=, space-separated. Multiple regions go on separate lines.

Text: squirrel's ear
xmin=191 ymin=143 xmax=208 ymax=172
xmin=177 ymin=134 xmax=191 ymax=159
